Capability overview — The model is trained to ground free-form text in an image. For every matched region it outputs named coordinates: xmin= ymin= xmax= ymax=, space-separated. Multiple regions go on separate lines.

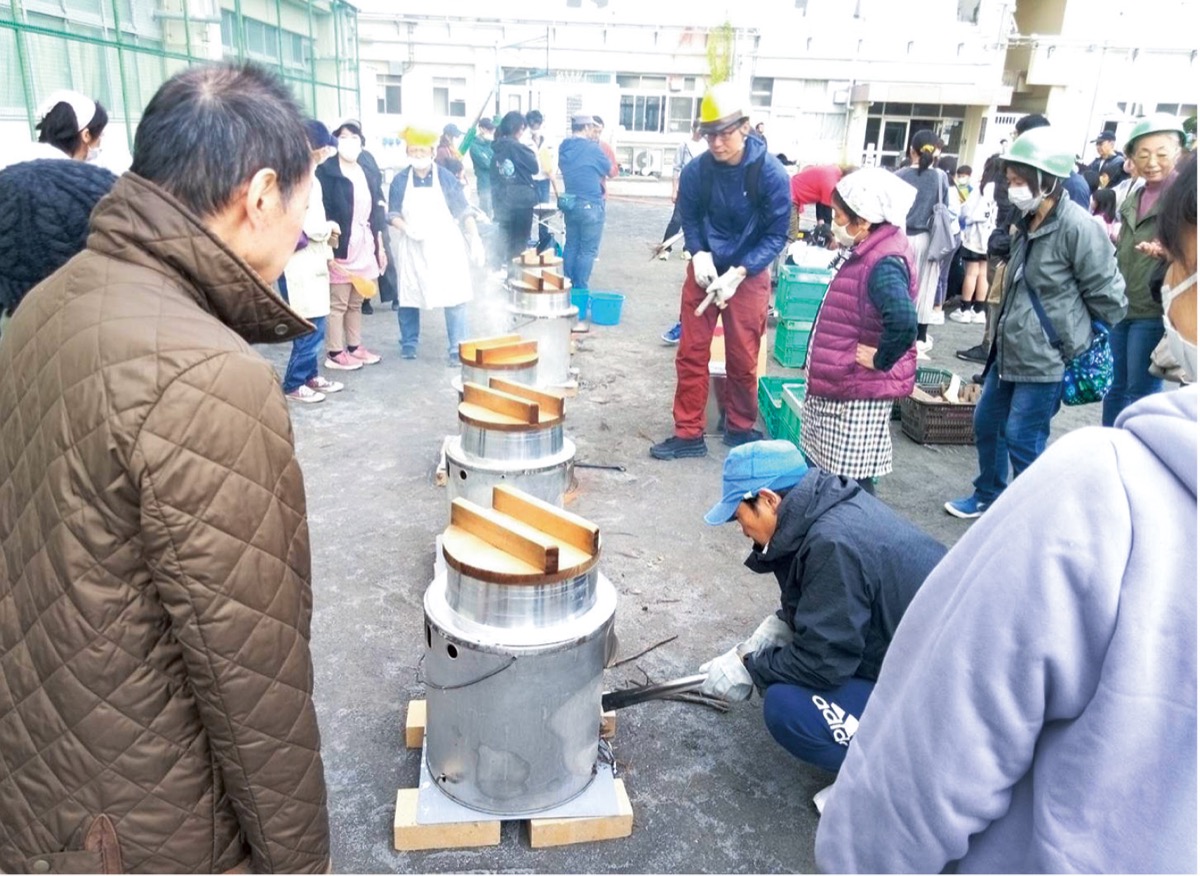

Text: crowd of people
xmin=0 ymin=61 xmax=1195 ymax=874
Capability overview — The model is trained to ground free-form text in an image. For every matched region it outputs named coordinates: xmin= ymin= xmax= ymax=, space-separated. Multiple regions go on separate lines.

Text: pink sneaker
xmin=349 ymin=346 xmax=382 ymax=365
xmin=307 ymin=376 xmax=344 ymax=393
xmin=324 ymin=351 xmax=363 ymax=371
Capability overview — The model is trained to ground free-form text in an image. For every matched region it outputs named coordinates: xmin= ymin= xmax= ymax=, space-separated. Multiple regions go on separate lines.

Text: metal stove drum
xmin=423 ymin=486 xmax=617 ymax=815
xmin=505 ymin=259 xmax=577 ymax=389
xmin=455 ymin=334 xmax=539 ymax=394
xmin=445 ymin=378 xmax=574 ymax=510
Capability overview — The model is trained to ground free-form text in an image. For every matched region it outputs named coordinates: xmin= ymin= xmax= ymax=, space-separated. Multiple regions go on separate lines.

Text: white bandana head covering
xmin=835 ymin=166 xmax=918 ymax=227
xmin=37 ymin=90 xmax=97 ymax=132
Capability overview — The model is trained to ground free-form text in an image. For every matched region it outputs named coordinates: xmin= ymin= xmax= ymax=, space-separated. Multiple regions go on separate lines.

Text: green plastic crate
xmin=775 ymin=266 xmax=833 ymax=320
xmin=773 ymin=318 xmax=815 ymax=368
xmin=758 ymin=377 xmax=807 ymax=439
xmin=780 ymin=385 xmax=806 ymax=448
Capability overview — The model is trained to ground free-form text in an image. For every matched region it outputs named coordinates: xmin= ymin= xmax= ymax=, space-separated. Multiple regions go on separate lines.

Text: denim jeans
xmin=971 ymin=367 xmax=1063 ymax=504
xmin=1102 ymin=317 xmax=1165 ymax=427
xmin=397 ymin=304 xmax=469 ymax=356
xmin=283 ymin=316 xmax=325 ymax=392
xmin=762 ymin=677 xmax=875 ymax=773
xmin=562 ymin=200 xmax=606 ymax=291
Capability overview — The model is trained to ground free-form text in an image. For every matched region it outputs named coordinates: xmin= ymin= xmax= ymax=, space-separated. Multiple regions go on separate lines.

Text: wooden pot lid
xmin=458 ymin=379 xmax=565 ymax=431
xmin=509 ymin=268 xmax=571 ymax=293
xmin=458 ymin=335 xmax=539 ymax=368
xmin=443 ymin=486 xmax=600 ymax=585
xmin=516 ymin=247 xmax=563 ymax=266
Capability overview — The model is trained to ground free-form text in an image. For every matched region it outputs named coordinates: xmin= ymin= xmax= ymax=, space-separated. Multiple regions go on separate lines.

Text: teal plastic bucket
xmin=589 ymin=292 xmax=625 ymax=326
xmin=571 ymin=288 xmax=590 ymax=319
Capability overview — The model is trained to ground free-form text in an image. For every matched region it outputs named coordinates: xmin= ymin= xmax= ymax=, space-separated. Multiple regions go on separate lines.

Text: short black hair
xmin=498 ymin=110 xmax=525 ymax=139
xmin=1015 ymin=114 xmax=1050 ymax=135
xmin=37 ymin=100 xmax=108 ymax=157
xmin=130 ymin=62 xmax=311 ymax=219
xmin=937 ymin=155 xmax=958 ymax=175
xmin=525 ymin=109 xmax=543 ymax=127
xmin=956 ymin=164 xmax=973 ymax=177
xmin=1091 ymin=187 xmax=1117 ymax=223
xmin=1081 ymin=169 xmax=1101 ymax=193
xmin=1157 ymin=151 xmax=1196 ymax=266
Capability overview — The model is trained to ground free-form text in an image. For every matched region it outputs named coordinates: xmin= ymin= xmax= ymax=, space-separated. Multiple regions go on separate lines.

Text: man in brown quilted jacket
xmin=0 ymin=63 xmax=331 ymax=873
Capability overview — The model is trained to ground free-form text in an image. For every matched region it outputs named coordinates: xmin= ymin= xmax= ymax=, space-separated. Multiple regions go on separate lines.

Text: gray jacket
xmin=996 ymin=195 xmax=1127 ymax=383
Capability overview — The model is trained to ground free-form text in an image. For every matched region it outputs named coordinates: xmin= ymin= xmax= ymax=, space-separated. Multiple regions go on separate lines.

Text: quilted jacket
xmin=0 ymin=174 xmax=331 ymax=873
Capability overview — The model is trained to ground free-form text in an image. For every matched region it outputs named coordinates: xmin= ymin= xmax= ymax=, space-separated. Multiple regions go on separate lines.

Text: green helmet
xmin=1124 ymin=114 xmax=1186 ymax=156
xmin=1001 ymin=126 xmax=1076 ymax=179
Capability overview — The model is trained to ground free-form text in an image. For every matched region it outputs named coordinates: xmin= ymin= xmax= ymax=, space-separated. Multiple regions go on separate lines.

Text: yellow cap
xmin=698 ymin=82 xmax=747 ymax=133
xmin=402 ymin=126 xmax=438 ymax=148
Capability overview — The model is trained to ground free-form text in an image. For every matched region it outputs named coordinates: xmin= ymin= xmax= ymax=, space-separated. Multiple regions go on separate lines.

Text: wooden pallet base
xmin=396 ymin=699 xmax=630 ymax=851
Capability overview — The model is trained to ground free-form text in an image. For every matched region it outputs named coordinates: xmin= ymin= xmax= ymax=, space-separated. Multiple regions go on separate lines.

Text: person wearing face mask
xmin=696 ymin=440 xmax=945 ymax=783
xmin=387 ymin=126 xmax=485 ymax=364
xmin=1155 ymin=152 xmax=1197 ymax=382
xmin=798 ymin=167 xmax=920 ymax=495
xmin=1101 ymin=115 xmax=1187 ymax=426
xmin=315 ymin=119 xmax=388 ymax=369
xmin=815 ymin=162 xmax=1195 ymax=876
xmin=944 ymin=127 xmax=1127 ymax=519
xmin=0 ymin=90 xmax=109 ymax=171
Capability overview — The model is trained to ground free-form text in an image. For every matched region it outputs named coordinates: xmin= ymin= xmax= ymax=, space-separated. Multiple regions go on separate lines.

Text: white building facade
xmin=354 ymin=0 xmax=1014 ymax=174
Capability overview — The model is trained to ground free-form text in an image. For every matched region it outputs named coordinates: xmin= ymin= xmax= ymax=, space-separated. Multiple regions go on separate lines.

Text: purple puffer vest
xmin=806 ymin=223 xmax=918 ymax=401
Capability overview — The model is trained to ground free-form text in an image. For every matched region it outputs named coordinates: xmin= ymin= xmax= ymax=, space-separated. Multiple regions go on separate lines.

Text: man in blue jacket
xmin=558 ymin=112 xmax=617 ymax=290
xmin=650 ymin=84 xmax=791 ymax=459
xmin=698 ymin=441 xmax=946 ymax=775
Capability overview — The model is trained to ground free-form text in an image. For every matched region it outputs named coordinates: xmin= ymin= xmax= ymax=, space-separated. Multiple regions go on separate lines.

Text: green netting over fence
xmin=1 ymin=0 xmax=360 ymax=150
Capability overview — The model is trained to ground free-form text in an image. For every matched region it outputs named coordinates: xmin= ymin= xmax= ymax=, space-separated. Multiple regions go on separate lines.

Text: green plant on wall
xmin=706 ymin=20 xmax=733 ymax=84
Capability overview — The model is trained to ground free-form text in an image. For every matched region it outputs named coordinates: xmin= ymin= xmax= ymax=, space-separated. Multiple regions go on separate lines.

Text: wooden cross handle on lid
xmin=458 ymin=334 xmax=539 ymax=366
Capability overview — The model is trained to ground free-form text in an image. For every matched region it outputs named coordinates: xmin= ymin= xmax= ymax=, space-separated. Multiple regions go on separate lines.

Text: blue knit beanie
xmin=0 ymin=158 xmax=118 ymax=314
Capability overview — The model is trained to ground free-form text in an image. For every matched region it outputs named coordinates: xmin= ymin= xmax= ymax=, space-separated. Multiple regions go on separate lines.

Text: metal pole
xmin=110 ymin=0 xmax=137 ymax=154
xmin=182 ymin=0 xmax=193 ymax=64
xmin=333 ymin=1 xmax=341 ymax=116
xmin=273 ymin=0 xmax=284 ymax=74
xmin=306 ymin=0 xmax=316 ymax=114
xmin=233 ymin=0 xmax=244 ymax=57
xmin=8 ymin=0 xmax=38 ymax=140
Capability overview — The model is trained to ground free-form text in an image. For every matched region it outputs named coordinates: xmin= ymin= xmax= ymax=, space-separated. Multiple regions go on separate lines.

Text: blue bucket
xmin=570 ymin=288 xmax=590 ymax=319
xmin=589 ymin=291 xmax=625 ymax=326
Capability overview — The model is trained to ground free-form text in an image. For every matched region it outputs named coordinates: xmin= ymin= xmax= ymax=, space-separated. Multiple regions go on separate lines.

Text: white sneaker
xmin=915 ymin=339 xmax=933 ymax=353
xmin=948 ymin=309 xmax=973 ymax=324
xmin=812 ymin=782 xmax=836 ymax=815
xmin=972 ymin=310 xmax=988 ymax=324
xmin=286 ymin=385 xmax=325 ymax=404
xmin=916 ymin=348 xmax=932 ymax=361
xmin=929 ymin=309 xmax=945 ymax=325
xmin=656 ymin=250 xmax=669 ymax=261
xmin=307 ymin=376 xmax=343 ymax=394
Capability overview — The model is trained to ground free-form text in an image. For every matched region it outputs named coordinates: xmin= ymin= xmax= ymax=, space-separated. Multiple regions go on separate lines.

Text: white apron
xmin=393 ymin=168 xmax=473 ymax=310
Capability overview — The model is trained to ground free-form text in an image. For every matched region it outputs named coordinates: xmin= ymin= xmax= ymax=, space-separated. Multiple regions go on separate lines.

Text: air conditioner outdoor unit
xmin=634 ymin=148 xmax=662 ymax=176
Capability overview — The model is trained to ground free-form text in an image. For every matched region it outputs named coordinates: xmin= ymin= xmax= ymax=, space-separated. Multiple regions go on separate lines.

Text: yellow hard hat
xmin=698 ymin=82 xmax=748 ymax=134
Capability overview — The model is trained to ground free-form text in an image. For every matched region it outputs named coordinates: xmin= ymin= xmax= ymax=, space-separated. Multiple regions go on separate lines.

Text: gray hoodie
xmin=816 ymin=387 xmax=1197 ymax=873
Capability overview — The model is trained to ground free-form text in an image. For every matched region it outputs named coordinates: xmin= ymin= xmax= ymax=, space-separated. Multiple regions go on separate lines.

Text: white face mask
xmin=831 ymin=220 xmax=859 ymax=248
xmin=337 ymin=138 xmax=361 ymax=162
xmin=1162 ymin=271 xmax=1197 ymax=381
xmin=1008 ymin=183 xmax=1044 ymax=215
xmin=409 ymin=156 xmax=433 ymax=171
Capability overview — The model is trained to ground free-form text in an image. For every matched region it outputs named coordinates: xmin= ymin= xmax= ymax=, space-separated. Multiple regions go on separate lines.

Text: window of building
xmin=220 ymin=8 xmax=235 ymax=52
xmin=861 ymin=103 xmax=968 ymax=167
xmin=667 ymin=96 xmax=700 ymax=133
xmin=957 ymin=0 xmax=980 ymax=23
xmin=617 ymin=73 xmax=703 ymax=134
xmin=751 ymin=77 xmax=773 ymax=108
xmin=434 ymin=87 xmax=449 ymax=116
xmin=619 ymin=94 xmax=664 ymax=132
xmin=377 ymin=74 xmax=402 ymax=115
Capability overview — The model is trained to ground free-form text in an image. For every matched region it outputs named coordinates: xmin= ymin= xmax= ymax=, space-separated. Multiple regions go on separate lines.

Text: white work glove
xmin=698 ymin=646 xmax=754 ymax=702
xmin=403 ymin=221 xmax=425 ymax=243
xmin=467 ymin=232 xmax=485 ymax=266
xmin=741 ymin=614 xmax=791 ymax=654
xmin=708 ymin=267 xmax=745 ymax=309
xmin=691 ymin=250 xmax=717 ymax=288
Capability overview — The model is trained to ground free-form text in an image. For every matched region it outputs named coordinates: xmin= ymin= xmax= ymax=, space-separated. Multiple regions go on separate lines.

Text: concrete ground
xmin=256 ymin=196 xmax=1100 ymax=873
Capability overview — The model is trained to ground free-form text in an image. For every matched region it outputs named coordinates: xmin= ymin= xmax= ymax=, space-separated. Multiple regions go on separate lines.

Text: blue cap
xmin=704 ymin=440 xmax=809 ymax=525
xmin=304 ymin=120 xmax=337 ymax=150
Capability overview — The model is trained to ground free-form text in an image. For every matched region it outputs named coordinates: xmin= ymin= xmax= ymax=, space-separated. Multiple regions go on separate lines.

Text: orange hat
xmin=402 ymin=126 xmax=438 ymax=148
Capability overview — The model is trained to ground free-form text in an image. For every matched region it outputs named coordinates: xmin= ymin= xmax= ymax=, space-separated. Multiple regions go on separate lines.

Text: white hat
xmin=571 ymin=113 xmax=597 ymax=128
xmin=835 ymin=166 xmax=918 ymax=227
xmin=37 ymin=90 xmax=97 ymax=132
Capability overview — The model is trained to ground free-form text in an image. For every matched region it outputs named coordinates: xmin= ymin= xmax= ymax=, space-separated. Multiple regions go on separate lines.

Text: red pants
xmin=672 ymin=264 xmax=770 ymax=439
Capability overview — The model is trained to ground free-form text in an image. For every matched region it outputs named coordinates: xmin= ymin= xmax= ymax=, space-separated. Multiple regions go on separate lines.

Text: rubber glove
xmin=698 ymin=646 xmax=754 ymax=702
xmin=691 ymin=251 xmax=717 ymax=289
xmin=708 ymin=267 xmax=745 ymax=309
xmin=741 ymin=614 xmax=791 ymax=654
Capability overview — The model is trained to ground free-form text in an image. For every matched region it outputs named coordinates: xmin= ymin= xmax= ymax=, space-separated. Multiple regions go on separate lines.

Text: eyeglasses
xmin=704 ymin=121 xmax=744 ymax=143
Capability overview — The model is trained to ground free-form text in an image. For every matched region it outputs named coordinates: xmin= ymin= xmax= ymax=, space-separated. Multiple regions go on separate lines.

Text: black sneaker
xmin=361 ymin=300 xmax=374 ymax=315
xmin=723 ymin=428 xmax=764 ymax=447
xmin=649 ymin=435 xmax=708 ymax=460
xmin=955 ymin=343 xmax=987 ymax=363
